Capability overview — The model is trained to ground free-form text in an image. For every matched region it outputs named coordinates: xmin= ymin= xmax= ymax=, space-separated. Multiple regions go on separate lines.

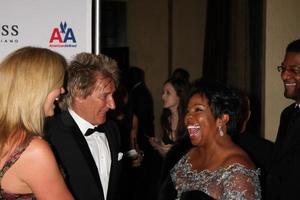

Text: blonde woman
xmin=0 ymin=47 xmax=74 ymax=200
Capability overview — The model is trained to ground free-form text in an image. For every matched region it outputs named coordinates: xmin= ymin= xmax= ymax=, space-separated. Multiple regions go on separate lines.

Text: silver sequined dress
xmin=170 ymin=154 xmax=261 ymax=200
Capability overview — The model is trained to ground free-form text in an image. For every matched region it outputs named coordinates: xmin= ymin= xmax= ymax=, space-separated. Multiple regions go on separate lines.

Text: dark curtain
xmin=202 ymin=0 xmax=230 ymax=83
xmin=248 ymin=0 xmax=263 ymax=136
xmin=202 ymin=0 xmax=263 ymax=136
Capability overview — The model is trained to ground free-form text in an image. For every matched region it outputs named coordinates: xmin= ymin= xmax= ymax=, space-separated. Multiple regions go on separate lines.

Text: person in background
xmin=149 ymin=78 xmax=189 ymax=157
xmin=233 ymin=89 xmax=251 ymax=134
xmin=237 ymin=38 xmax=300 ymax=200
xmin=159 ymin=79 xmax=261 ymax=200
xmin=109 ymin=84 xmax=140 ymax=200
xmin=127 ymin=66 xmax=155 ymax=155
xmin=126 ymin=66 xmax=158 ymax=200
xmin=171 ymin=68 xmax=190 ymax=84
xmin=0 ymin=47 xmax=73 ymax=200
xmin=109 ymin=85 xmax=138 ymax=156
xmin=45 ymin=52 xmax=122 ymax=200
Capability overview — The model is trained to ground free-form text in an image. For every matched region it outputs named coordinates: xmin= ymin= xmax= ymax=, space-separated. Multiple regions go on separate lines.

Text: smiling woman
xmin=0 ymin=46 xmax=74 ymax=200
xmin=159 ymin=79 xmax=261 ymax=200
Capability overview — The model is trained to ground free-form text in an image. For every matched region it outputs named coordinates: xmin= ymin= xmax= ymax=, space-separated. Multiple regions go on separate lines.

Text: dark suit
xmin=128 ymin=82 xmax=160 ymax=200
xmin=45 ymin=111 xmax=121 ymax=200
xmin=129 ymin=82 xmax=155 ymax=147
xmin=238 ymin=103 xmax=300 ymax=200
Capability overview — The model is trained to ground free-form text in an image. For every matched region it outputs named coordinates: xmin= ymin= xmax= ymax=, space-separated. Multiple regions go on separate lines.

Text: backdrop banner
xmin=0 ymin=0 xmax=92 ymax=61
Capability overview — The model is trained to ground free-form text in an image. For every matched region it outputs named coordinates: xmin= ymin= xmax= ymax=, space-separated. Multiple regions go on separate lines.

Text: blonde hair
xmin=62 ymin=52 xmax=119 ymax=109
xmin=0 ymin=46 xmax=66 ymax=155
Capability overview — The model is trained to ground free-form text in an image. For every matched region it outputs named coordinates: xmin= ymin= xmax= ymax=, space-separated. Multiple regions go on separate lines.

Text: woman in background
xmin=149 ymin=78 xmax=189 ymax=157
xmin=0 ymin=47 xmax=73 ymax=200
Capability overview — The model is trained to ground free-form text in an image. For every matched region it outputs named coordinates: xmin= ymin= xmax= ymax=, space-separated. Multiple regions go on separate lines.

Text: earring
xmin=218 ymin=126 xmax=224 ymax=137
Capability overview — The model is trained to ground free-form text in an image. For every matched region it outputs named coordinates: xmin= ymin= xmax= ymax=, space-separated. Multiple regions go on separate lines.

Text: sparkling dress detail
xmin=0 ymin=138 xmax=36 ymax=200
xmin=171 ymin=154 xmax=261 ymax=200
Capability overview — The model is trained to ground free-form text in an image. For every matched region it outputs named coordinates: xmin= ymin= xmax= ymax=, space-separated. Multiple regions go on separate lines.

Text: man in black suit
xmin=127 ymin=66 xmax=155 ymax=153
xmin=45 ymin=53 xmax=122 ymax=200
xmin=238 ymin=39 xmax=300 ymax=199
xmin=126 ymin=67 xmax=159 ymax=200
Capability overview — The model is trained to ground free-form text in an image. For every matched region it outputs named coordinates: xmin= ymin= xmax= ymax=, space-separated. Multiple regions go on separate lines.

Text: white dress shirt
xmin=69 ymin=109 xmax=111 ymax=200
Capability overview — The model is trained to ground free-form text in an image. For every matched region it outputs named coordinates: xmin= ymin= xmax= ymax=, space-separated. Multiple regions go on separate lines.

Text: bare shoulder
xmin=11 ymin=138 xmax=73 ymax=200
xmin=15 ymin=137 xmax=61 ymax=182
xmin=222 ymin=146 xmax=255 ymax=169
xmin=24 ymin=137 xmax=53 ymax=156
xmin=18 ymin=137 xmax=56 ymax=168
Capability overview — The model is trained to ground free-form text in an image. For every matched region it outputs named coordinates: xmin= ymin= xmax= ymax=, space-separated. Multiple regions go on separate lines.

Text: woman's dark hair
xmin=189 ymin=79 xmax=241 ymax=136
xmin=160 ymin=78 xmax=190 ymax=141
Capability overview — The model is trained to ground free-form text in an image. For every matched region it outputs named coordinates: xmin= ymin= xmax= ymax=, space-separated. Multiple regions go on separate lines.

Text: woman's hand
xmin=149 ymin=137 xmax=173 ymax=156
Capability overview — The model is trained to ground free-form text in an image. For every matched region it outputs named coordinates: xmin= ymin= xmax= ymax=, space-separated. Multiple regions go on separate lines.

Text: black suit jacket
xmin=238 ymin=103 xmax=300 ymax=200
xmin=45 ymin=111 xmax=121 ymax=200
xmin=129 ymin=82 xmax=155 ymax=149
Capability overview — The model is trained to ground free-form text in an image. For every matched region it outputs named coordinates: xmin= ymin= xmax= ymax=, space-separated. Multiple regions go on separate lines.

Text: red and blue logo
xmin=49 ymin=22 xmax=77 ymax=48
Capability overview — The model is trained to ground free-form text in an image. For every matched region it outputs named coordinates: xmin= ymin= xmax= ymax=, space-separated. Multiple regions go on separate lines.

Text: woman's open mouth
xmin=187 ymin=125 xmax=200 ymax=138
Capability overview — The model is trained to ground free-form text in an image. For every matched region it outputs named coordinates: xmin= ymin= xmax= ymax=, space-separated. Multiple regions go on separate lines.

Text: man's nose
xmin=281 ymin=69 xmax=293 ymax=80
xmin=107 ymin=98 xmax=116 ymax=110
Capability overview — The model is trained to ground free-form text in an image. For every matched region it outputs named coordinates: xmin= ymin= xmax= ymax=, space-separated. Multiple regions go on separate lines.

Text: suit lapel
xmin=104 ymin=123 xmax=118 ymax=163
xmin=61 ymin=112 xmax=104 ymax=196
xmin=103 ymin=122 xmax=119 ymax=200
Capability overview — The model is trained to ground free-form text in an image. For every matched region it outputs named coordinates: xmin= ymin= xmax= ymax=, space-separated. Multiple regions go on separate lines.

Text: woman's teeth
xmin=187 ymin=125 xmax=200 ymax=129
xmin=187 ymin=125 xmax=200 ymax=137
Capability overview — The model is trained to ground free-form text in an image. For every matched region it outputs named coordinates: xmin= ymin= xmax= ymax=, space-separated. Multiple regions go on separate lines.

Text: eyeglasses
xmin=277 ymin=65 xmax=300 ymax=76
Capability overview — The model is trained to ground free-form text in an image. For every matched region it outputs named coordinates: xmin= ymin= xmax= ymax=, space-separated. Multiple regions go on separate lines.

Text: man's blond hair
xmin=62 ymin=52 xmax=119 ymax=109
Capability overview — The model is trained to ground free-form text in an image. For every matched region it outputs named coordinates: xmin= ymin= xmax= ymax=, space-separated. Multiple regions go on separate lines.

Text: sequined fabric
xmin=171 ymin=154 xmax=261 ymax=200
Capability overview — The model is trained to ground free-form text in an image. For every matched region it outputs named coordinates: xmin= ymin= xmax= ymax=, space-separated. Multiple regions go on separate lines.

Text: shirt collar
xmin=68 ymin=108 xmax=97 ymax=136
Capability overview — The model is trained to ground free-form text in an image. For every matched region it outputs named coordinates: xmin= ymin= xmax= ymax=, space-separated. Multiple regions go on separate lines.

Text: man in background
xmin=126 ymin=66 xmax=159 ymax=200
xmin=238 ymin=39 xmax=300 ymax=199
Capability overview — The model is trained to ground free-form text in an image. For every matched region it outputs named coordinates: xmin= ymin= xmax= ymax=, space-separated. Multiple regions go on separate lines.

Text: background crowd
xmin=0 ymin=38 xmax=300 ymax=200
